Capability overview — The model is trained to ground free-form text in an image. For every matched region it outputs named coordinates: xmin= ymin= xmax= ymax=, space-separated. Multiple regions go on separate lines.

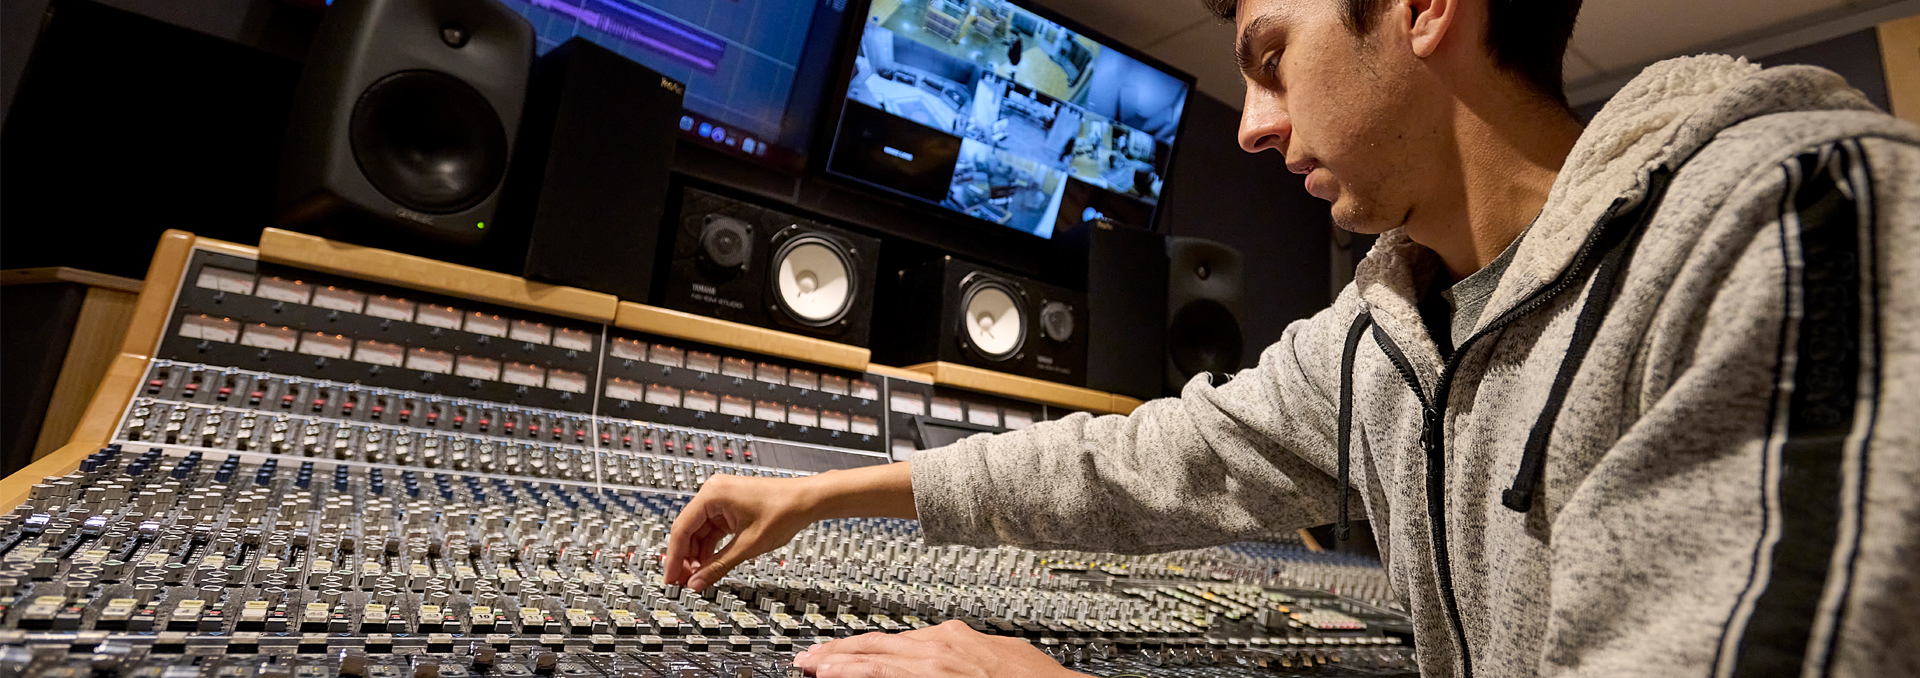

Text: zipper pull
xmin=1421 ymin=407 xmax=1443 ymax=455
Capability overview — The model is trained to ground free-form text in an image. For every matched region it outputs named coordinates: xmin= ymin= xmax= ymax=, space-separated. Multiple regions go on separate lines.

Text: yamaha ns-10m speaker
xmin=660 ymin=187 xmax=882 ymax=346
xmin=878 ymin=257 xmax=1088 ymax=386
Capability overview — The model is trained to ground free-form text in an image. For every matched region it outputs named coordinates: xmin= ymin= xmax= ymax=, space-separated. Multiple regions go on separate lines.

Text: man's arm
xmin=1538 ymin=134 xmax=1920 ymax=677
xmin=664 ymin=287 xmax=1369 ymax=587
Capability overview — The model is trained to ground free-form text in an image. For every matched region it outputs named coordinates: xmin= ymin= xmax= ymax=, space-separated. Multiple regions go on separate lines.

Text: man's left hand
xmin=792 ymin=620 xmax=1083 ymax=677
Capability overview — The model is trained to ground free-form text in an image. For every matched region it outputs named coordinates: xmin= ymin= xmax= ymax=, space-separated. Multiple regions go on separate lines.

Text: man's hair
xmin=1205 ymin=0 xmax=1583 ymax=107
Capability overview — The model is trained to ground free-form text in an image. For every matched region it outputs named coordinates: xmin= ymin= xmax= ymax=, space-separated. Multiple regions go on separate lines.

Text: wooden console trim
xmin=902 ymin=362 xmax=1131 ymax=415
xmin=614 ymin=302 xmax=870 ymax=372
xmin=862 ymin=364 xmax=933 ymax=384
xmin=1109 ymin=395 xmax=1145 ymax=416
xmin=257 ymin=228 xmax=619 ymax=324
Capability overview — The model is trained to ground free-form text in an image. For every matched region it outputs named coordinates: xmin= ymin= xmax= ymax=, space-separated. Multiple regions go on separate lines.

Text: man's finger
xmin=689 ymin=525 xmax=760 ymax=591
xmin=796 ymin=632 xmax=924 ymax=668
xmin=663 ymin=498 xmax=714 ymax=584
xmin=809 ymin=654 xmax=912 ymax=678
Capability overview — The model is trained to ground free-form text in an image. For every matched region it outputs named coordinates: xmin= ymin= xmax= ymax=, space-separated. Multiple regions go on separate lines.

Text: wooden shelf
xmin=614 ymin=302 xmax=870 ymax=372
xmin=258 ymin=228 xmax=619 ymax=324
xmin=902 ymin=362 xmax=1135 ymax=415
xmin=0 ymin=267 xmax=143 ymax=293
xmin=2 ymin=230 xmax=201 ymax=507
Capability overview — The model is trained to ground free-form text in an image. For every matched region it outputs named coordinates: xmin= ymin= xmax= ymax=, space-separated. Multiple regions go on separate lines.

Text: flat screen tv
xmin=501 ymin=0 xmax=854 ymax=172
xmin=824 ymin=0 xmax=1193 ymax=239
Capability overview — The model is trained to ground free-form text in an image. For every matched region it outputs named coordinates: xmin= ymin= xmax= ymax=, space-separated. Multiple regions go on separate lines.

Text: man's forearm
xmin=799 ymin=462 xmax=917 ymax=522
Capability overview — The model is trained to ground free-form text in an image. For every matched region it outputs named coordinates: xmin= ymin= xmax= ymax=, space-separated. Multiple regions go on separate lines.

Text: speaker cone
xmin=349 ymin=70 xmax=509 ymax=214
xmin=772 ymin=234 xmax=855 ymax=326
xmin=959 ymin=276 xmax=1025 ymax=361
xmin=1168 ymin=299 xmax=1243 ymax=380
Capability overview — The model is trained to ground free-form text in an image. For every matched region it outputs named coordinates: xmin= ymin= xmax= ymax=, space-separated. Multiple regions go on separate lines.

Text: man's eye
xmin=1261 ymin=53 xmax=1282 ymax=81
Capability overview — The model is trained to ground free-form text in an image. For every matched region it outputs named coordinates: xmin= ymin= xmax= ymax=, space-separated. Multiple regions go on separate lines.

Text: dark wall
xmin=1156 ymin=91 xmax=1333 ymax=368
xmin=1575 ymin=28 xmax=1891 ymax=122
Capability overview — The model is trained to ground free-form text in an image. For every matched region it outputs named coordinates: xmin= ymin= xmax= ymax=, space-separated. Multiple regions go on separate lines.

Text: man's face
xmin=1234 ymin=0 xmax=1437 ymax=234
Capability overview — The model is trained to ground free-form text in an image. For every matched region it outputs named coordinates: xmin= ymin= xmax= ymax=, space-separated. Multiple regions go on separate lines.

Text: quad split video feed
xmin=828 ymin=0 xmax=1189 ymax=238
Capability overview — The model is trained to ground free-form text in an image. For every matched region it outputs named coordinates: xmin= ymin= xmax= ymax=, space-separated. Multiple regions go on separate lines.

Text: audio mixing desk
xmin=0 ymin=230 xmax=1415 ymax=677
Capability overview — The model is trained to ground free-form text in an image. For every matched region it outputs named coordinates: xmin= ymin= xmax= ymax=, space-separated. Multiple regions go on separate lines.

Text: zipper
xmin=1368 ymin=165 xmax=1676 ymax=677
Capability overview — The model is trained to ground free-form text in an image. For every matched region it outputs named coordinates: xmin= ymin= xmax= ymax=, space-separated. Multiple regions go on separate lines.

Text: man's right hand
xmin=664 ymin=462 xmax=918 ymax=591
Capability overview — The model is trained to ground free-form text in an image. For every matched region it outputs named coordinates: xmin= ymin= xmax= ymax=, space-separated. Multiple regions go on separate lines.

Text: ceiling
xmin=1031 ymin=0 xmax=1913 ymax=108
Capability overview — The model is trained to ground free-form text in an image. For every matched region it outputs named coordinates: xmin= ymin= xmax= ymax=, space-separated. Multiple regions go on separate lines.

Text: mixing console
xmin=3 ymin=239 xmax=1416 ymax=676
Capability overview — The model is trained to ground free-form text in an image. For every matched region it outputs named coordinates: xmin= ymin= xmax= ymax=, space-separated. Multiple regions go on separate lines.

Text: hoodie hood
xmin=1352 ymin=55 xmax=1880 ymax=338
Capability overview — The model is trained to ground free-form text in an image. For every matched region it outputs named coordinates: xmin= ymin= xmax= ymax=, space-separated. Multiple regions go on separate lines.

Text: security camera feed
xmin=827 ymin=0 xmax=1190 ymax=238
xmin=501 ymin=0 xmax=852 ymax=171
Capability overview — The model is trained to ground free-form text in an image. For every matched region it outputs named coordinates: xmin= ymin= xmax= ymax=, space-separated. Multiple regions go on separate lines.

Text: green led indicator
xmin=476 ymin=222 xmax=486 ymax=229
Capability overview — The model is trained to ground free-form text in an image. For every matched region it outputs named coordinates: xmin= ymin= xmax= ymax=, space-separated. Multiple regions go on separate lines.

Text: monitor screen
xmin=502 ymin=0 xmax=853 ymax=171
xmin=824 ymin=0 xmax=1191 ymax=239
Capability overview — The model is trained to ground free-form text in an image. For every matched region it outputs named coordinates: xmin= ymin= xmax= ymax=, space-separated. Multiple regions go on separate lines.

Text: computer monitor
xmin=500 ymin=0 xmax=854 ymax=172
xmin=823 ymin=0 xmax=1192 ymax=239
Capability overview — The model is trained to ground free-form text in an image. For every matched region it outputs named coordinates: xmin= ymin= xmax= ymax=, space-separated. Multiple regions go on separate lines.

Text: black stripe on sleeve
xmin=1730 ymin=142 xmax=1879 ymax=677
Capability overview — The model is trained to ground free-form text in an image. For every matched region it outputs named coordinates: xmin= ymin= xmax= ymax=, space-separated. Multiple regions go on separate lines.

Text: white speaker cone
xmin=963 ymin=286 xmax=1023 ymax=359
xmin=775 ymin=241 xmax=852 ymax=324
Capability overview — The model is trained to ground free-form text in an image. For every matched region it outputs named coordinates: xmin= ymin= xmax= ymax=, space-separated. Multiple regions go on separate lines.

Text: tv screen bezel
xmin=813 ymin=0 xmax=1198 ymax=242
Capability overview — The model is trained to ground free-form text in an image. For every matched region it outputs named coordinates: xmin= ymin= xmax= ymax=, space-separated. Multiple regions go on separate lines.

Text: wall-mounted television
xmin=501 ymin=0 xmax=854 ymax=172
xmin=823 ymin=0 xmax=1193 ymax=239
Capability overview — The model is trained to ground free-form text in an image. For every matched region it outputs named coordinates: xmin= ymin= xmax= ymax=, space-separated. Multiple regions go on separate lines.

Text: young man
xmin=665 ymin=0 xmax=1920 ymax=675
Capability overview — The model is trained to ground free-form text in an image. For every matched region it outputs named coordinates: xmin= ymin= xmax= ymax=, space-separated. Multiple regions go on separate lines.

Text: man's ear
xmin=1404 ymin=0 xmax=1457 ymax=59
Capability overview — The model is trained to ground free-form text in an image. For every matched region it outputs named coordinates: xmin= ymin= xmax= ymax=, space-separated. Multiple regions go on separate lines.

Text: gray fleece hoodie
xmin=909 ymin=55 xmax=1920 ymax=677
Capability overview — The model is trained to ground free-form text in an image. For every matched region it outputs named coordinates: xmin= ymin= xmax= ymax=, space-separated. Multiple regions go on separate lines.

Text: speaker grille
xmin=772 ymin=236 xmax=854 ymax=326
xmin=959 ymin=277 xmax=1024 ymax=361
xmin=349 ymin=70 xmax=509 ymax=214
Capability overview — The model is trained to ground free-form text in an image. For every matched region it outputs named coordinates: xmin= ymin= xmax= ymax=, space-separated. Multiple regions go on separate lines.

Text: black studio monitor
xmin=1165 ymin=236 xmax=1245 ymax=393
xmin=494 ymin=37 xmax=685 ymax=302
xmin=1058 ymin=220 xmax=1167 ymax=401
xmin=275 ymin=0 xmax=533 ymax=255
xmin=659 ymin=187 xmax=882 ymax=347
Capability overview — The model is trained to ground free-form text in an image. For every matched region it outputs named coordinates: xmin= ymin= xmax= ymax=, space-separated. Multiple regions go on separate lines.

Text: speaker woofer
xmin=1168 ymin=298 xmax=1243 ymax=380
xmin=958 ymin=276 xmax=1025 ymax=361
xmin=349 ymin=69 xmax=510 ymax=215
xmin=771 ymin=233 xmax=855 ymax=327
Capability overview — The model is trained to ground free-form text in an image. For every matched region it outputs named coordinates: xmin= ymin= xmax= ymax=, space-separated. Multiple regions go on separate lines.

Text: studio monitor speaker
xmin=1165 ymin=236 xmax=1245 ymax=394
xmin=494 ymin=37 xmax=685 ymax=301
xmin=1058 ymin=220 xmax=1167 ymax=401
xmin=276 ymin=0 xmax=532 ymax=254
xmin=878 ymin=257 xmax=1088 ymax=386
xmin=660 ymin=187 xmax=881 ymax=346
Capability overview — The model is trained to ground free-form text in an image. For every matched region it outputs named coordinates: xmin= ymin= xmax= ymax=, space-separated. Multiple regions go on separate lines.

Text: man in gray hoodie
xmin=664 ymin=0 xmax=1920 ymax=675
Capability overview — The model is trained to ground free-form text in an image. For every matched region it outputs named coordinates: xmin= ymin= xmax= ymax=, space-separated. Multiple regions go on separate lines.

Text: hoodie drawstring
xmin=1502 ymin=166 xmax=1670 ymax=513
xmin=1336 ymin=310 xmax=1374 ymax=541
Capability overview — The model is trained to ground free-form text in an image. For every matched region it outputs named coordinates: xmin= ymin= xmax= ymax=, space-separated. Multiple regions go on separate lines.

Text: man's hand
xmin=792 ymin=620 xmax=1084 ymax=678
xmin=663 ymin=474 xmax=818 ymax=591
xmin=665 ymin=463 xmax=918 ymax=591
